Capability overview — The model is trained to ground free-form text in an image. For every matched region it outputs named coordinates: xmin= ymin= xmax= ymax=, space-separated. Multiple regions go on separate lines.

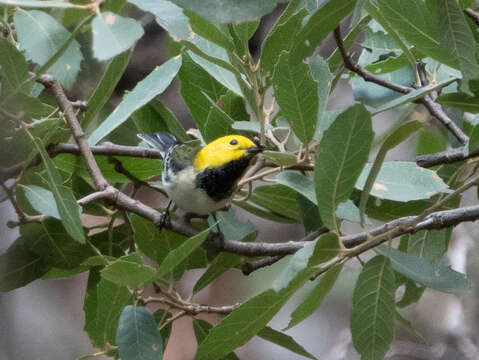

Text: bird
xmin=137 ymin=131 xmax=265 ymax=229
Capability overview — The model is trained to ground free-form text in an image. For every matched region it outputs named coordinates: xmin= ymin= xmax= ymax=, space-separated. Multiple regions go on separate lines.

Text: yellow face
xmin=193 ymin=135 xmax=258 ymax=171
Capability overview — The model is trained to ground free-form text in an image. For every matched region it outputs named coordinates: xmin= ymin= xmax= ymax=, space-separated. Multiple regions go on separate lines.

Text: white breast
xmin=164 ymin=167 xmax=229 ymax=215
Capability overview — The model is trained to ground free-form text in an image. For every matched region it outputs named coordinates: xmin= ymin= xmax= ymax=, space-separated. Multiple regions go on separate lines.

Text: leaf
xmin=153 ymin=309 xmax=173 ymax=343
xmin=201 ymin=93 xmax=235 ymax=142
xmin=129 ymin=0 xmax=190 ymax=41
xmin=261 ymin=151 xmax=297 ymax=167
xmin=351 ymin=255 xmax=396 ymax=360
xmin=260 ymin=9 xmax=308 ymax=79
xmin=0 ymin=237 xmax=48 ymax=292
xmin=13 ymin=9 xmax=83 ymax=89
xmin=157 ymin=226 xmax=212 ymax=276
xmin=117 ymin=306 xmax=163 ymax=360
xmin=358 ymin=121 xmax=423 ymax=226
xmin=215 ymin=209 xmax=256 ymax=242
xmin=193 ymin=319 xmax=239 ymax=360
xmin=130 ymin=214 xmax=186 ymax=264
xmin=21 ymin=220 xmax=92 ymax=269
xmin=408 ymin=230 xmax=447 ymax=264
xmin=101 ymin=254 xmax=156 ymax=288
xmin=436 ymin=0 xmax=479 ymax=94
xmin=272 ymin=51 xmax=319 ymax=144
xmin=375 ymin=245 xmax=471 ymax=295
xmin=229 ymin=21 xmax=260 ymax=57
xmin=88 ymin=278 xmax=134 ymax=347
xmin=0 ymin=0 xmax=76 ymax=7
xmin=438 ymin=92 xmax=479 ymax=114
xmin=0 ymin=37 xmax=29 ymax=93
xmin=251 ymin=184 xmax=301 ymax=221
xmin=290 ymin=0 xmax=356 ymax=63
xmin=275 ymin=171 xmax=316 ymax=204
xmin=187 ymin=36 xmax=241 ymax=96
xmin=370 ymin=78 xmax=458 ymax=115
xmin=257 ymin=326 xmax=317 ymax=360
xmin=377 ymin=0 xmax=453 ymax=67
xmin=28 ymin=135 xmax=85 ymax=243
xmin=149 ymin=100 xmax=189 ymax=142
xmin=22 ymin=185 xmax=60 ymax=219
xmin=187 ymin=11 xmax=234 ymax=50
xmin=54 ymin=154 xmax=162 ymax=184
xmin=309 ymin=55 xmax=333 ymax=141
xmin=168 ymin=0 xmax=284 ymax=24
xmin=91 ymin=12 xmax=143 ymax=61
xmin=179 ymin=51 xmax=227 ymax=127
xmin=314 ymin=105 xmax=373 ymax=233
xmin=83 ymin=49 xmax=133 ymax=129
xmin=234 ymin=201 xmax=296 ymax=224
xmin=336 ymin=200 xmax=362 ymax=224
xmin=297 ymin=194 xmax=322 ymax=232
xmin=88 ymin=56 xmax=182 ymax=145
xmin=193 ymin=253 xmax=241 ymax=293
xmin=286 ymin=265 xmax=342 ymax=329
xmin=355 ymin=161 xmax=452 ymax=202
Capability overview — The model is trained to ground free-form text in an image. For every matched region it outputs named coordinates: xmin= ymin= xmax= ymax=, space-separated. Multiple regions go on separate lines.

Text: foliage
xmin=0 ymin=0 xmax=478 ymax=359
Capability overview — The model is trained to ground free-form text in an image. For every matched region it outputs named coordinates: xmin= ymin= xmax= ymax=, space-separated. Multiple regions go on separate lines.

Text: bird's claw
xmin=157 ymin=210 xmax=170 ymax=231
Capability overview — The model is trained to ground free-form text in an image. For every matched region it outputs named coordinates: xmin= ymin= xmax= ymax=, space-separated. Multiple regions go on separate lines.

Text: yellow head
xmin=193 ymin=135 xmax=263 ymax=171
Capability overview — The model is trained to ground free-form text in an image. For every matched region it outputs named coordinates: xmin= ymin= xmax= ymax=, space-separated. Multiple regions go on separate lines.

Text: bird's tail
xmin=137 ymin=132 xmax=180 ymax=159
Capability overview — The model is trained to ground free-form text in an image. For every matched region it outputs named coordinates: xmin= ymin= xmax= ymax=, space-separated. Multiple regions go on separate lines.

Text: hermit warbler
xmin=137 ymin=132 xmax=264 ymax=225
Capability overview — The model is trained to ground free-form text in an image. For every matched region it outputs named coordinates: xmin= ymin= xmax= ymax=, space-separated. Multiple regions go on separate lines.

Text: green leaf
xmin=22 ymin=185 xmax=60 ymax=219
xmin=89 ymin=56 xmax=182 ymax=145
xmin=358 ymin=121 xmax=423 ymax=226
xmin=257 ymin=326 xmax=317 ymax=360
xmin=193 ymin=319 xmax=239 ymax=360
xmin=13 ymin=9 xmax=83 ymax=89
xmin=0 ymin=0 xmax=76 ymax=7
xmin=101 ymin=254 xmax=156 ymax=288
xmin=179 ymin=51 xmax=227 ymax=127
xmin=0 ymin=237 xmax=48 ymax=292
xmin=215 ymin=209 xmax=256 ymax=242
xmin=193 ymin=253 xmax=241 ymax=293
xmin=28 ymin=135 xmax=85 ymax=243
xmin=336 ymin=200 xmax=362 ymax=224
xmin=438 ymin=92 xmax=479 ymax=114
xmin=117 ymin=306 xmax=163 ymax=360
xmin=88 ymin=278 xmax=134 ymax=347
xmin=157 ymin=226 xmax=212 ymax=276
xmin=375 ymin=245 xmax=471 ymax=295
xmin=187 ymin=36 xmax=241 ymax=96
xmin=153 ymin=309 xmax=173 ymax=342
xmin=370 ymin=78 xmax=458 ymax=115
xmin=377 ymin=0 xmax=453 ymax=67
xmin=91 ymin=12 xmax=143 ymax=61
xmin=187 ymin=11 xmax=234 ymax=50
xmin=251 ymin=184 xmax=301 ymax=221
xmin=309 ymin=55 xmax=333 ymax=141
xmin=169 ymin=0 xmax=284 ymax=24
xmin=54 ymin=154 xmax=162 ymax=184
xmin=234 ymin=201 xmax=296 ymax=224
xmin=356 ymin=161 xmax=452 ymax=202
xmin=286 ymin=264 xmax=342 ymax=329
xmin=275 ymin=171 xmax=316 ymax=204
xmin=83 ymin=49 xmax=133 ymax=130
xmin=201 ymin=93 xmax=235 ymax=142
xmin=129 ymin=0 xmax=190 ymax=41
xmin=436 ymin=0 xmax=479 ymax=94
xmin=0 ymin=37 xmax=29 ymax=94
xmin=290 ymin=0 xmax=356 ymax=63
xmin=260 ymin=9 xmax=308 ymax=79
xmin=21 ymin=219 xmax=92 ymax=269
xmin=149 ymin=100 xmax=189 ymax=142
xmin=351 ymin=255 xmax=395 ymax=360
xmin=130 ymin=214 xmax=186 ymax=265
xmin=469 ymin=119 xmax=479 ymax=153
xmin=261 ymin=151 xmax=297 ymax=166
xmin=229 ymin=20 xmax=260 ymax=57
xmin=408 ymin=230 xmax=447 ymax=264
xmin=272 ymin=51 xmax=319 ymax=144
xmin=297 ymin=194 xmax=322 ymax=231
xmin=314 ymin=105 xmax=373 ymax=233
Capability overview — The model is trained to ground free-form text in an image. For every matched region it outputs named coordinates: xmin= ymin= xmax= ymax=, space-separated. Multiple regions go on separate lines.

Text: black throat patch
xmin=195 ymin=156 xmax=253 ymax=201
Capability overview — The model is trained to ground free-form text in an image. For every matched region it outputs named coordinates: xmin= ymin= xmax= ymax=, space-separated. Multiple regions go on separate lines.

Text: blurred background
xmin=1 ymin=2 xmax=479 ymax=359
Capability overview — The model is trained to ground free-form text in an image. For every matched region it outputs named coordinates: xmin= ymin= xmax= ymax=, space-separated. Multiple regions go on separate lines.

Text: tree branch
xmin=465 ymin=8 xmax=479 ymax=27
xmin=333 ymin=26 xmax=469 ymax=145
xmin=416 ymin=146 xmax=479 ymax=168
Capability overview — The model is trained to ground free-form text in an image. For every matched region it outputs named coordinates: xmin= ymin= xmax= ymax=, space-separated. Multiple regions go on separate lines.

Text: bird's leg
xmin=158 ymin=200 xmax=172 ymax=231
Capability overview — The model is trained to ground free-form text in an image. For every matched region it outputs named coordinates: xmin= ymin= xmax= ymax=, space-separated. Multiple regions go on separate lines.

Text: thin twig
xmin=465 ymin=8 xmax=479 ymax=27
xmin=242 ymin=255 xmax=285 ymax=275
xmin=416 ymin=147 xmax=479 ymax=168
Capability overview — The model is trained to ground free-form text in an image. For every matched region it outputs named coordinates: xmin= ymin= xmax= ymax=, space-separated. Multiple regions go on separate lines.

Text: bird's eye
xmin=229 ymin=139 xmax=238 ymax=145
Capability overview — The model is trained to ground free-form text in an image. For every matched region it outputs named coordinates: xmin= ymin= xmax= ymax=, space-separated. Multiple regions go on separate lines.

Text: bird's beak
xmin=247 ymin=138 xmax=265 ymax=154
